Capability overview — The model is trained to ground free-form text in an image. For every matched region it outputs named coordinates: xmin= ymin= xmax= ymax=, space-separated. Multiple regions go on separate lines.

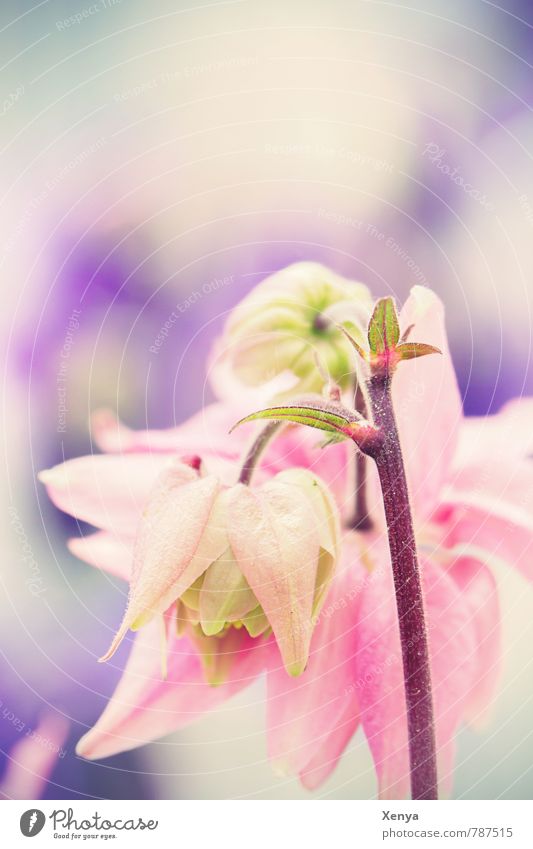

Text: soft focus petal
xmin=438 ymin=462 xmax=533 ymax=581
xmin=39 ymin=454 xmax=191 ymax=534
xmin=93 ymin=402 xmax=353 ymax=513
xmin=453 ymin=398 xmax=533 ymax=471
xmin=439 ymin=400 xmax=533 ymax=580
xmin=101 ymin=468 xmax=226 ymax=661
xmin=0 ymin=715 xmax=68 ymax=800
xmin=228 ymin=480 xmax=321 ymax=675
xmin=393 ymin=286 xmax=462 ymax=518
xmin=266 ymin=538 xmax=363 ymax=786
xmin=355 ymin=550 xmax=477 ymax=799
xmin=68 ymin=531 xmax=133 ymax=581
xmin=92 ymin=403 xmax=250 ymax=459
xmin=77 ymin=620 xmax=272 ymax=760
xmin=446 ymin=556 xmax=501 ymax=726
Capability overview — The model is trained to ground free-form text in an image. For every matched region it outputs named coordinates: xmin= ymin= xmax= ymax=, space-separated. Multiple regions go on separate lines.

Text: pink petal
xmin=92 ymin=405 xmax=354 ymax=513
xmin=446 ymin=556 xmax=501 ymax=727
xmin=91 ymin=403 xmax=253 ymax=459
xmin=0 ymin=715 xmax=68 ymax=800
xmin=393 ymin=286 xmax=462 ymax=519
xmin=228 ymin=481 xmax=321 ymax=676
xmin=438 ymin=462 xmax=533 ymax=581
xmin=77 ymin=621 xmax=272 ymax=760
xmin=299 ymin=700 xmax=359 ymax=791
xmin=355 ymin=549 xmax=477 ymax=799
xmin=453 ymin=398 xmax=533 ymax=472
xmin=101 ymin=470 xmax=226 ymax=661
xmin=439 ymin=399 xmax=533 ymax=580
xmin=39 ymin=454 xmax=192 ymax=535
xmin=266 ymin=540 xmax=363 ymax=786
xmin=68 ymin=532 xmax=133 ymax=581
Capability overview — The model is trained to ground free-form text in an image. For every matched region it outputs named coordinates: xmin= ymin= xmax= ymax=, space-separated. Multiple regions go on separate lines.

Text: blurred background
xmin=1 ymin=0 xmax=533 ymax=800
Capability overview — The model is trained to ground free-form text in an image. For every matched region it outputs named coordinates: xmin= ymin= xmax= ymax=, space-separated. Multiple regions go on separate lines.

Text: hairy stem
xmin=237 ymin=421 xmax=282 ymax=485
xmin=366 ymin=374 xmax=438 ymax=800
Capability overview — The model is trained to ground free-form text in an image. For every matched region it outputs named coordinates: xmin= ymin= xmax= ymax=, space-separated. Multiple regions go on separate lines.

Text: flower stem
xmin=237 ymin=421 xmax=281 ymax=485
xmin=365 ymin=374 xmax=438 ymax=800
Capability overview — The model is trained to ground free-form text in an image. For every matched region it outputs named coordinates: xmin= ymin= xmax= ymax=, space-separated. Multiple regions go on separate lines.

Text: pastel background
xmin=1 ymin=0 xmax=532 ymax=799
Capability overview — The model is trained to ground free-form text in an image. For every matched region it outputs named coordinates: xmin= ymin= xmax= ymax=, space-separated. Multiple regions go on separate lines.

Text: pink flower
xmin=39 ymin=285 xmax=533 ymax=798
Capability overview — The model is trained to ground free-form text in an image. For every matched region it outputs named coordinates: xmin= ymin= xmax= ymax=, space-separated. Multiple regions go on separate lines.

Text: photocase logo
xmin=20 ymin=809 xmax=46 ymax=837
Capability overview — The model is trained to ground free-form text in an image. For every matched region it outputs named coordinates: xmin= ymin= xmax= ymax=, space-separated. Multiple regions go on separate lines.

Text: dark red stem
xmin=365 ymin=374 xmax=438 ymax=800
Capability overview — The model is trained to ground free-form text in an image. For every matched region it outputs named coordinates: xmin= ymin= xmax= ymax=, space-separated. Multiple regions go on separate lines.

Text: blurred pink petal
xmin=437 ymin=464 xmax=533 ymax=581
xmin=77 ymin=620 xmax=272 ymax=760
xmin=92 ymin=404 xmax=353 ymax=511
xmin=266 ymin=540 xmax=362 ymax=785
xmin=68 ymin=531 xmax=133 ymax=581
xmin=393 ymin=286 xmax=462 ymax=518
xmin=0 ymin=715 xmax=68 ymax=800
xmin=446 ymin=556 xmax=501 ymax=726
xmin=453 ymin=398 xmax=533 ymax=471
xmin=91 ymin=404 xmax=249 ymax=458
xmin=355 ymin=550 xmax=477 ymax=799
xmin=39 ymin=453 xmax=183 ymax=535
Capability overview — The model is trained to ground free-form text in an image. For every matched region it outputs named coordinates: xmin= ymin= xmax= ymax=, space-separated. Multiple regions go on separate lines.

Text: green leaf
xmin=367 ymin=297 xmax=400 ymax=354
xmin=231 ymin=404 xmax=356 ymax=436
xmin=399 ymin=323 xmax=415 ymax=343
xmin=339 ymin=326 xmax=368 ymax=361
xmin=396 ymin=342 xmax=442 ymax=361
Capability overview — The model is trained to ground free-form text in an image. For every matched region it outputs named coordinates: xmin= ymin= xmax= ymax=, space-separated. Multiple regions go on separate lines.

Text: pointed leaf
xmin=399 ymin=323 xmax=415 ymax=343
xmin=396 ymin=342 xmax=442 ymax=361
xmin=339 ymin=326 xmax=368 ymax=361
xmin=235 ymin=398 xmax=366 ymax=436
xmin=368 ymin=297 xmax=400 ymax=354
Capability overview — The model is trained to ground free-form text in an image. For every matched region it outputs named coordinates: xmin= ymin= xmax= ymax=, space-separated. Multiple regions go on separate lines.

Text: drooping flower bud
xmin=100 ymin=459 xmax=340 ymax=680
xmin=217 ymin=262 xmax=372 ymax=395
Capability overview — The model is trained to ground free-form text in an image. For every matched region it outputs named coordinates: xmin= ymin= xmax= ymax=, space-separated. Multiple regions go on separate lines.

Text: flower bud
xmin=100 ymin=459 xmax=340 ymax=680
xmin=219 ymin=262 xmax=372 ymax=394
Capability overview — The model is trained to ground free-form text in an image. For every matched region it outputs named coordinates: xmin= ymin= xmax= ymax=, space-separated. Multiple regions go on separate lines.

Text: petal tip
xmin=286 ymin=659 xmax=307 ymax=677
xmin=98 ymin=623 xmax=129 ymax=663
xmin=38 ymin=466 xmax=67 ymax=488
xmin=75 ymin=734 xmax=98 ymax=760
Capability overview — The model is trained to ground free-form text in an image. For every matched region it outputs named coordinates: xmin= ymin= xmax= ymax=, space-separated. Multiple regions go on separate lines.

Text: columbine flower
xmin=40 ymin=452 xmax=339 ymax=682
xmin=212 ymin=261 xmax=372 ymax=395
xmin=39 ymin=280 xmax=533 ymax=799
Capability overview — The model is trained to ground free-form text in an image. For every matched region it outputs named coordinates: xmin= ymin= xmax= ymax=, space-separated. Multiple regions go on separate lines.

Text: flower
xmin=39 ymin=281 xmax=533 ymax=799
xmin=212 ymin=261 xmax=372 ymax=395
xmin=40 ymin=451 xmax=340 ymax=681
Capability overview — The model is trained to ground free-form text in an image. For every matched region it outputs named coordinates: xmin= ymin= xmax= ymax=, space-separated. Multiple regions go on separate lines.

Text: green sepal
xmin=396 ymin=342 xmax=442 ymax=361
xmin=367 ymin=297 xmax=400 ymax=354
